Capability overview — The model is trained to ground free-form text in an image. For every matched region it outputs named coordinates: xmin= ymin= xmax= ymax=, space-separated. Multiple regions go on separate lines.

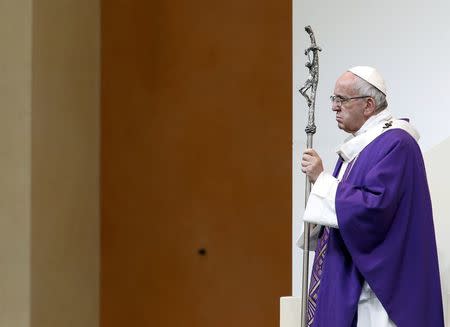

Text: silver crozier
xmin=298 ymin=25 xmax=321 ymax=327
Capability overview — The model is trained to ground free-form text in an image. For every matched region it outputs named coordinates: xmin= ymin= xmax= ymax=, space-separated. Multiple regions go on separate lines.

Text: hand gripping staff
xmin=298 ymin=25 xmax=321 ymax=327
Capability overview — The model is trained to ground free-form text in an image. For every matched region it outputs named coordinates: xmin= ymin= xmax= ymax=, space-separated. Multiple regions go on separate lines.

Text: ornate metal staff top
xmin=300 ymin=26 xmax=321 ymax=136
xmin=299 ymin=25 xmax=321 ymax=327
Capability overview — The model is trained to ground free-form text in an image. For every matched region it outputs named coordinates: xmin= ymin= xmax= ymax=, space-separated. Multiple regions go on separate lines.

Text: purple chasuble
xmin=311 ymin=129 xmax=444 ymax=327
xmin=307 ymin=159 xmax=343 ymax=326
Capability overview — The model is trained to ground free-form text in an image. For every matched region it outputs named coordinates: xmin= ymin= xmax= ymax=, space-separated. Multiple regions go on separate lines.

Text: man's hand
xmin=301 ymin=149 xmax=324 ymax=183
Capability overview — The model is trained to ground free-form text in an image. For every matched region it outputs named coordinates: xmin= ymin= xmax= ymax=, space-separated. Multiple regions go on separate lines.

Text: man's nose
xmin=332 ymin=103 xmax=340 ymax=111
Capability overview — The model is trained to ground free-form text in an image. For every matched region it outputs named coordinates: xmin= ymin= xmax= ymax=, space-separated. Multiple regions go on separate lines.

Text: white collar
xmin=336 ymin=110 xmax=420 ymax=162
xmin=354 ymin=110 xmax=393 ymax=136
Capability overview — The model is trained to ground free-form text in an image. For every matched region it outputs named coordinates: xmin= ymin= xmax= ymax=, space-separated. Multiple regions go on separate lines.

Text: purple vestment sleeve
xmin=312 ymin=129 xmax=444 ymax=327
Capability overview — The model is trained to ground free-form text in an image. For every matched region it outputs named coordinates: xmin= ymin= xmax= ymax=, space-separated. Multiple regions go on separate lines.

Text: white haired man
xmin=300 ymin=67 xmax=444 ymax=327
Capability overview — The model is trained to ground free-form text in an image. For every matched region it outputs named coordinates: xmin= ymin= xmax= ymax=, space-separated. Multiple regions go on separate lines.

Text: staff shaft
xmin=300 ymin=134 xmax=313 ymax=327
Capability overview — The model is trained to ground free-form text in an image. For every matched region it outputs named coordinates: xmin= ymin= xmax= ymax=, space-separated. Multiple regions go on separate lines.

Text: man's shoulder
xmin=375 ymin=127 xmax=419 ymax=149
xmin=364 ymin=127 xmax=422 ymax=161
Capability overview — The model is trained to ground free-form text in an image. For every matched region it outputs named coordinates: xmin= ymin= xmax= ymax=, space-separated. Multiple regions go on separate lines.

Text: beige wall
xmin=0 ymin=0 xmax=32 ymax=325
xmin=0 ymin=0 xmax=100 ymax=326
xmin=425 ymin=138 xmax=450 ymax=326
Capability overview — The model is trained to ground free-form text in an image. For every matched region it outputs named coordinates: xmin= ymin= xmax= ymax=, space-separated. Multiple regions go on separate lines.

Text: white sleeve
xmin=303 ymin=172 xmax=339 ymax=228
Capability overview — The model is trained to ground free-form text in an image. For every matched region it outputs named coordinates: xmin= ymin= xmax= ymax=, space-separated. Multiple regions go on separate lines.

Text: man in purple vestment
xmin=300 ymin=66 xmax=444 ymax=327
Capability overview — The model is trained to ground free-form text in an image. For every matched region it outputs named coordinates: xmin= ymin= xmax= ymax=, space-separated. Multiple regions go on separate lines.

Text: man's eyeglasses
xmin=330 ymin=95 xmax=370 ymax=106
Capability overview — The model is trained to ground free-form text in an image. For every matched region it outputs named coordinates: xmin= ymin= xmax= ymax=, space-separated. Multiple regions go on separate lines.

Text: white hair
xmin=353 ymin=76 xmax=388 ymax=112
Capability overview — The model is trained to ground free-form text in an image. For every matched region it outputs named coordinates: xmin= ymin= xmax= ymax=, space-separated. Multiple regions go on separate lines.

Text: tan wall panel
xmin=102 ymin=0 xmax=291 ymax=326
xmin=31 ymin=0 xmax=100 ymax=326
xmin=0 ymin=0 xmax=32 ymax=325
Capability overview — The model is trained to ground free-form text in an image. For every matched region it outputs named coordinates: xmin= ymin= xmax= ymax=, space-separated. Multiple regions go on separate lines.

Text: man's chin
xmin=337 ymin=122 xmax=352 ymax=133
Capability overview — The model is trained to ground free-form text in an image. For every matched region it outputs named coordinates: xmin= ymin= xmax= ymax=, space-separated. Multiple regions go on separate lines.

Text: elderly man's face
xmin=332 ymin=72 xmax=369 ymax=134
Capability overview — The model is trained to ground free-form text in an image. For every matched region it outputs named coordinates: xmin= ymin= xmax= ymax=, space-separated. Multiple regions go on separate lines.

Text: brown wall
xmin=101 ymin=0 xmax=292 ymax=326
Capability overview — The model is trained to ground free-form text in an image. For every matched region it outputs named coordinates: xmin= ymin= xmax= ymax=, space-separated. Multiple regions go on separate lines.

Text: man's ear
xmin=364 ymin=97 xmax=377 ymax=117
